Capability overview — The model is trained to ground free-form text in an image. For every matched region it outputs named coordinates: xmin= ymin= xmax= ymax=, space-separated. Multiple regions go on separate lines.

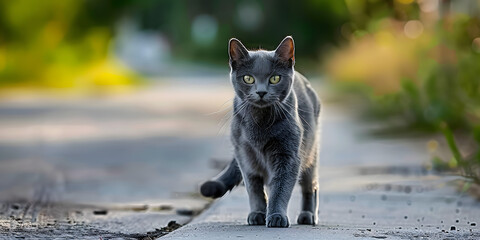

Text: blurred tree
xmin=0 ymin=0 xmax=350 ymax=87
xmin=131 ymin=0 xmax=350 ymax=63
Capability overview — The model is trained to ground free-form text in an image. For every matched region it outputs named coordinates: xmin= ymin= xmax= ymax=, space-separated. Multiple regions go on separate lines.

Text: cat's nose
xmin=256 ymin=91 xmax=267 ymax=98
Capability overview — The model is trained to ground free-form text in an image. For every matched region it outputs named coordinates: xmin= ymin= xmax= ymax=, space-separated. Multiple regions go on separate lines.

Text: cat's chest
xmin=231 ymin=119 xmax=270 ymax=148
xmin=232 ymin=110 xmax=301 ymax=149
xmin=241 ymin=125 xmax=271 ymax=145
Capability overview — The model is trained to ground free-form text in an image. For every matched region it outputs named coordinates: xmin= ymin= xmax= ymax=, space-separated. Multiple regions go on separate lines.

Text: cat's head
xmin=228 ymin=36 xmax=295 ymax=108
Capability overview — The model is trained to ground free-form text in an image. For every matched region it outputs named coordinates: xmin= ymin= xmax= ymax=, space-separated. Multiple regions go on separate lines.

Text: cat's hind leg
xmin=297 ymin=158 xmax=319 ymax=225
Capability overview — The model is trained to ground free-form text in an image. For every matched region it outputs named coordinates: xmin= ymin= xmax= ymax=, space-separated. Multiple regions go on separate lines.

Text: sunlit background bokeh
xmin=1 ymin=0 xmax=480 ymax=203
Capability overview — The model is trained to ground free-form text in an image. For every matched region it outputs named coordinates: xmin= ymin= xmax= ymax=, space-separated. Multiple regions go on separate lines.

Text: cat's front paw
xmin=297 ymin=211 xmax=316 ymax=225
xmin=247 ymin=211 xmax=266 ymax=225
xmin=266 ymin=213 xmax=289 ymax=228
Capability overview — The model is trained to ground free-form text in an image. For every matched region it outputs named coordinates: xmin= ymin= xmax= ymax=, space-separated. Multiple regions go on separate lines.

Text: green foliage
xmin=0 ymin=0 xmax=143 ymax=90
xmin=366 ymin=46 xmax=480 ymax=182
xmin=0 ymin=0 xmax=350 ymax=88
xmin=328 ymin=1 xmax=480 ymax=183
xmin=438 ymin=123 xmax=480 ymax=184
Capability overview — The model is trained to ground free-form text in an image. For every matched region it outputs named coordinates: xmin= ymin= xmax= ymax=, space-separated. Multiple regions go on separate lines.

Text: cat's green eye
xmin=269 ymin=75 xmax=280 ymax=84
xmin=243 ymin=75 xmax=255 ymax=84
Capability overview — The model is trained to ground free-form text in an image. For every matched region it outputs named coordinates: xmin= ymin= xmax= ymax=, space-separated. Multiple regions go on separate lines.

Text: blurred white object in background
xmin=113 ymin=18 xmax=171 ymax=75
xmin=235 ymin=1 xmax=262 ymax=31
xmin=191 ymin=14 xmax=218 ymax=46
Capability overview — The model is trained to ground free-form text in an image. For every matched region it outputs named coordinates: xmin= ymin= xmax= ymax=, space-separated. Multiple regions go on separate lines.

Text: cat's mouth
xmin=250 ymin=99 xmax=272 ymax=108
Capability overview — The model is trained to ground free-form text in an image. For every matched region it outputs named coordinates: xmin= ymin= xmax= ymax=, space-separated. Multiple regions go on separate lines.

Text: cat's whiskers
xmin=273 ymin=102 xmax=286 ymax=122
xmin=275 ymin=102 xmax=295 ymax=126
xmin=217 ymin=109 xmax=234 ymax=135
xmin=279 ymin=101 xmax=314 ymax=131
xmin=265 ymin=104 xmax=276 ymax=129
xmin=282 ymin=101 xmax=314 ymax=114
xmin=229 ymin=101 xmax=249 ymax=122
xmin=216 ymin=101 xmax=238 ymax=129
xmin=203 ymin=97 xmax=234 ymax=116
xmin=217 ymin=100 xmax=249 ymax=136
xmin=248 ymin=105 xmax=260 ymax=128
xmin=220 ymin=101 xmax=249 ymax=135
xmin=273 ymin=102 xmax=310 ymax=161
xmin=274 ymin=98 xmax=311 ymax=154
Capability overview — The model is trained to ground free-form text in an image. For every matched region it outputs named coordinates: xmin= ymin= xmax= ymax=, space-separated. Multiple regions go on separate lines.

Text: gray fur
xmin=200 ymin=36 xmax=321 ymax=228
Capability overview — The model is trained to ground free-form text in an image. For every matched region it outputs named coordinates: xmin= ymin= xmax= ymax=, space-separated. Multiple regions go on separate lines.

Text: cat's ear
xmin=275 ymin=36 xmax=295 ymax=67
xmin=229 ymin=38 xmax=249 ymax=69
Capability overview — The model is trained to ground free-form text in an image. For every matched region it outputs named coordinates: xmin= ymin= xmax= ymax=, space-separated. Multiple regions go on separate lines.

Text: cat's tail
xmin=200 ymin=158 xmax=243 ymax=199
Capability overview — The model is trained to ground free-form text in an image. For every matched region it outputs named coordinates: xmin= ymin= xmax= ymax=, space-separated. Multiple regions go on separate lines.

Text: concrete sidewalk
xmin=164 ymin=181 xmax=480 ymax=239
xmin=163 ymin=105 xmax=480 ymax=240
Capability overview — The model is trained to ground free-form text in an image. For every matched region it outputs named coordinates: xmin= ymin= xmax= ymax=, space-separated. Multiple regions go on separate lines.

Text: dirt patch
xmin=0 ymin=201 xmax=189 ymax=239
xmin=1 ymin=220 xmax=182 ymax=239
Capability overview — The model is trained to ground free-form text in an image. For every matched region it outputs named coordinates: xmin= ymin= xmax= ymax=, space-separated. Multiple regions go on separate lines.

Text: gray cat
xmin=201 ymin=36 xmax=321 ymax=228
